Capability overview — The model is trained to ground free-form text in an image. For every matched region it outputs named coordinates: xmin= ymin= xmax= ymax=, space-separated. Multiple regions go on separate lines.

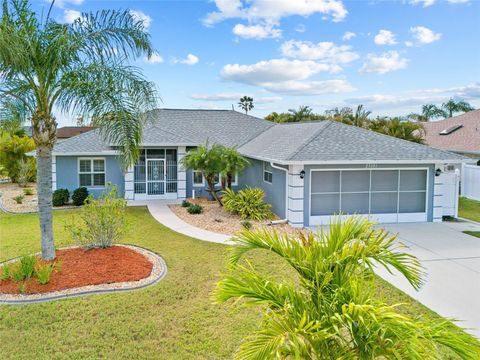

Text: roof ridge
xmin=286 ymin=121 xmax=333 ymax=161
xmin=236 ymin=121 xmax=276 ymax=148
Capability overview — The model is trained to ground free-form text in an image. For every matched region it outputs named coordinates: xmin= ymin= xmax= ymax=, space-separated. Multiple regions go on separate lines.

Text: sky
xmin=34 ymin=0 xmax=480 ymax=126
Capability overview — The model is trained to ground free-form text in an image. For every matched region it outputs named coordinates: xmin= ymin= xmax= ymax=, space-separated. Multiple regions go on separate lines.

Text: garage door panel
xmin=399 ymin=192 xmax=426 ymax=213
xmin=311 ymin=171 xmax=339 ymax=193
xmin=371 ymin=170 xmax=398 ymax=191
xmin=371 ymin=192 xmax=398 ymax=214
xmin=341 ymin=170 xmax=369 ymax=192
xmin=400 ymin=170 xmax=427 ymax=191
xmin=341 ymin=193 xmax=369 ymax=214
xmin=311 ymin=194 xmax=339 ymax=216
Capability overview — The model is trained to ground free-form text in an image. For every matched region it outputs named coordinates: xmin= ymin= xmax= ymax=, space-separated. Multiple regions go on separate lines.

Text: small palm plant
xmin=220 ymin=147 xmax=249 ymax=189
xmin=214 ymin=216 xmax=480 ymax=359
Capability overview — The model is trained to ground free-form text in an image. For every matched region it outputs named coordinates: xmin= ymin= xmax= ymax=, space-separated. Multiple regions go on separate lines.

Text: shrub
xmin=52 ymin=188 xmax=69 ymax=206
xmin=66 ymin=184 xmax=127 ymax=248
xmin=72 ymin=187 xmax=88 ymax=206
xmin=18 ymin=283 xmax=27 ymax=294
xmin=0 ymin=263 xmax=12 ymax=280
xmin=187 ymin=204 xmax=203 ymax=214
xmin=23 ymin=187 xmax=34 ymax=196
xmin=35 ymin=263 xmax=55 ymax=285
xmin=241 ymin=220 xmax=252 ymax=230
xmin=223 ymin=187 xmax=272 ymax=220
xmin=181 ymin=200 xmax=192 ymax=208
xmin=19 ymin=255 xmax=37 ymax=280
xmin=17 ymin=158 xmax=35 ymax=187
xmin=13 ymin=195 xmax=24 ymax=204
xmin=0 ymin=132 xmax=36 ymax=182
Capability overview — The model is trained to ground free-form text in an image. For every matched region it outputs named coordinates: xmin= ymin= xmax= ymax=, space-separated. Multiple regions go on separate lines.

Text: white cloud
xmin=263 ymin=80 xmax=354 ymax=95
xmin=342 ymin=31 xmax=356 ymax=41
xmin=447 ymin=0 xmax=470 ymax=3
xmin=280 ymin=40 xmax=359 ymax=64
xmin=173 ymin=54 xmax=199 ymax=65
xmin=360 ymin=51 xmax=408 ymax=74
xmin=129 ymin=10 xmax=152 ymax=29
xmin=203 ymin=0 xmax=348 ymax=27
xmin=63 ymin=9 xmax=81 ymax=23
xmin=409 ymin=26 xmax=442 ymax=45
xmin=144 ymin=53 xmax=164 ymax=64
xmin=190 ymin=93 xmax=282 ymax=103
xmin=409 ymin=0 xmax=436 ymax=7
xmin=374 ymin=29 xmax=397 ymax=45
xmin=51 ymin=0 xmax=84 ymax=9
xmin=295 ymin=24 xmax=306 ymax=33
xmin=232 ymin=23 xmax=282 ymax=39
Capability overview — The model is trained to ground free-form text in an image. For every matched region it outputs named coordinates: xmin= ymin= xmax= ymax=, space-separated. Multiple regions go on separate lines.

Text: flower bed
xmin=0 ymin=245 xmax=154 ymax=296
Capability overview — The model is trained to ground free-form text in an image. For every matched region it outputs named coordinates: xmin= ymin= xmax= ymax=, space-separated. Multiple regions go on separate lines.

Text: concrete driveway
xmin=375 ymin=220 xmax=480 ymax=337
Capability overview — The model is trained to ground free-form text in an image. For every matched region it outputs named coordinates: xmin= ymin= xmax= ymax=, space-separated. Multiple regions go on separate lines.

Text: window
xmin=193 ymin=170 xmax=204 ymax=186
xmin=79 ymin=158 xmax=105 ymax=187
xmin=263 ymin=162 xmax=273 ymax=184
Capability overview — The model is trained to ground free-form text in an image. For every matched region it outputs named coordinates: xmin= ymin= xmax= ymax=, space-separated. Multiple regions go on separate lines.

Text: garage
xmin=309 ymin=168 xmax=428 ymax=225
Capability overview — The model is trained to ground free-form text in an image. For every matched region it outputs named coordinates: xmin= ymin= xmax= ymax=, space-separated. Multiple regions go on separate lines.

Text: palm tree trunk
xmin=36 ymin=144 xmax=55 ymax=260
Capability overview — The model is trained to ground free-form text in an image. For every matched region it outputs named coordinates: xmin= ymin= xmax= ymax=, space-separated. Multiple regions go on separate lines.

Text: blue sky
xmin=36 ymin=0 xmax=480 ymax=126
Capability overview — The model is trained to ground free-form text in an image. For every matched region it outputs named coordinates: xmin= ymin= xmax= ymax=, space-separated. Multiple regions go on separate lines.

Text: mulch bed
xmin=0 ymin=246 xmax=153 ymax=295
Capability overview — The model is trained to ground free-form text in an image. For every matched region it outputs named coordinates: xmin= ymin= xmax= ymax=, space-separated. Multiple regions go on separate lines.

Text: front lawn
xmin=0 ymin=208 xmax=475 ymax=359
xmin=464 ymin=231 xmax=480 ymax=239
xmin=459 ymin=197 xmax=480 ymax=223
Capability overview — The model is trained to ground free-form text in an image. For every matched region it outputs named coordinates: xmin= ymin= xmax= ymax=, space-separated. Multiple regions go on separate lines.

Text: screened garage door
xmin=309 ymin=169 xmax=428 ymax=225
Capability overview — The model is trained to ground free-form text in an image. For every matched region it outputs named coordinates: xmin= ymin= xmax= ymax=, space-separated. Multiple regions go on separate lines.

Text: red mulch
xmin=0 ymin=246 xmax=153 ymax=295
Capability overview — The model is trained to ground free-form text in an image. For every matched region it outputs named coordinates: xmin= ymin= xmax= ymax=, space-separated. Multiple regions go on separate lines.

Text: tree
xmin=238 ymin=96 xmax=254 ymax=114
xmin=346 ymin=104 xmax=371 ymax=127
xmin=369 ymin=117 xmax=425 ymax=144
xmin=181 ymin=143 xmax=224 ymax=205
xmin=220 ymin=147 xmax=249 ymax=189
xmin=288 ymin=105 xmax=313 ymax=122
xmin=441 ymin=99 xmax=475 ymax=118
xmin=214 ymin=217 xmax=480 ymax=359
xmin=0 ymin=131 xmax=36 ymax=182
xmin=0 ymin=0 xmax=157 ymax=260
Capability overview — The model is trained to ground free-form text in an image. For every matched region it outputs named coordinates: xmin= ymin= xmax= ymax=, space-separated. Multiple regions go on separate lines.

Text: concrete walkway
xmin=375 ymin=221 xmax=480 ymax=337
xmin=141 ymin=200 xmax=234 ymax=245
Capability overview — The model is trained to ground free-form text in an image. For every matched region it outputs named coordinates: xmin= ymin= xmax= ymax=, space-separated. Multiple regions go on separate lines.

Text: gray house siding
xmin=56 ymin=155 xmax=125 ymax=198
xmin=241 ymin=159 xmax=287 ymax=219
xmin=303 ymin=163 xmax=435 ymax=226
xmin=185 ymin=168 xmax=240 ymax=198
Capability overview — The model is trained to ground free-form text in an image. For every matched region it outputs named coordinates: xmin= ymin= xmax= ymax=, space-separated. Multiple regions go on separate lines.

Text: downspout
xmin=269 ymin=162 xmax=289 ymax=224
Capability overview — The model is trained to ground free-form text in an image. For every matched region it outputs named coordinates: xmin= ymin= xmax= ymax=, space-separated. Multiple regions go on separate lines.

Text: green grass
xmin=463 ymin=231 xmax=480 ymax=238
xmin=459 ymin=197 xmax=480 ymax=223
xmin=0 ymin=208 xmax=476 ymax=359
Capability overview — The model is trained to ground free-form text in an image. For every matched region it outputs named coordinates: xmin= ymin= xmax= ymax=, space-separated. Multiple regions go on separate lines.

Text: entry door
xmin=147 ymin=159 xmax=165 ymax=195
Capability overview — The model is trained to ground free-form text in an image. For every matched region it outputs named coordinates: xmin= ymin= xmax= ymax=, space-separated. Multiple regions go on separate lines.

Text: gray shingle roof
xmin=238 ymin=120 xmax=466 ymax=163
xmin=53 ymin=109 xmax=466 ymax=163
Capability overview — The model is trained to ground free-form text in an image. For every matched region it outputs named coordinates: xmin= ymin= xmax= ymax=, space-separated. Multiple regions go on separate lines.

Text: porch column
xmin=287 ymin=165 xmax=304 ymax=228
xmin=432 ymin=163 xmax=443 ymax=222
xmin=124 ymin=165 xmax=134 ymax=200
xmin=177 ymin=146 xmax=187 ymax=199
xmin=52 ymin=155 xmax=57 ymax=191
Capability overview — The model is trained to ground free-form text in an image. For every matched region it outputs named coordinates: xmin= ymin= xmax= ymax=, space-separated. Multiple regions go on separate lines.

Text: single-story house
xmin=56 ymin=126 xmax=95 ymax=141
xmin=422 ymin=109 xmax=480 ymax=164
xmin=51 ymin=108 xmax=469 ymax=227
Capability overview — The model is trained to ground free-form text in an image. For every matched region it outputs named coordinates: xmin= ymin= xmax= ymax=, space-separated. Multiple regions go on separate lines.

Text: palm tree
xmin=181 ymin=143 xmax=224 ymax=205
xmin=220 ymin=147 xmax=249 ymax=189
xmin=347 ymin=104 xmax=371 ymax=127
xmin=0 ymin=0 xmax=157 ymax=260
xmin=408 ymin=104 xmax=443 ymax=122
xmin=214 ymin=217 xmax=480 ymax=359
xmin=238 ymin=96 xmax=254 ymax=114
xmin=288 ymin=105 xmax=313 ymax=122
xmin=369 ymin=117 xmax=425 ymax=144
xmin=441 ymin=99 xmax=475 ymax=118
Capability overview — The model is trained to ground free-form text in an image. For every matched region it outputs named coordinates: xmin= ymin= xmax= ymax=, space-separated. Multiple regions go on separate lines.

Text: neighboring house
xmin=422 ymin=109 xmax=480 ymax=164
xmin=56 ymin=126 xmax=94 ymax=142
xmin=52 ymin=109 xmax=470 ymax=227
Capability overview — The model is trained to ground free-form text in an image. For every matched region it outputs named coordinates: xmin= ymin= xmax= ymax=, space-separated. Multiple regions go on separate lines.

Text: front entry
xmin=147 ymin=159 xmax=165 ymax=196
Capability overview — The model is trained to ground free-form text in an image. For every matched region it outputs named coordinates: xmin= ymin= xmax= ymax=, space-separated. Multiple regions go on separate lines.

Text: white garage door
xmin=309 ymin=169 xmax=428 ymax=225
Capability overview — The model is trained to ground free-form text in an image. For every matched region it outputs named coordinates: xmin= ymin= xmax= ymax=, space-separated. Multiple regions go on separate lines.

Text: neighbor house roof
xmin=238 ymin=120 xmax=467 ymax=164
xmin=52 ymin=108 xmax=468 ymax=164
xmin=421 ymin=110 xmax=480 ymax=155
xmin=56 ymin=126 xmax=94 ymax=139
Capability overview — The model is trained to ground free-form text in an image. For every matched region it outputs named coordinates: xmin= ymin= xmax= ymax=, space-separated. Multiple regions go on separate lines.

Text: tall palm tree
xmin=238 ymin=96 xmax=254 ymax=114
xmin=441 ymin=99 xmax=475 ymax=118
xmin=347 ymin=104 xmax=371 ymax=127
xmin=369 ymin=117 xmax=425 ymax=144
xmin=214 ymin=217 xmax=480 ymax=359
xmin=288 ymin=105 xmax=313 ymax=122
xmin=0 ymin=0 xmax=157 ymax=260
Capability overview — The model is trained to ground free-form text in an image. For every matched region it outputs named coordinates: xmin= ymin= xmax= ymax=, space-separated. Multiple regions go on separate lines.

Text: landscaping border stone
xmin=0 ymin=244 xmax=167 ymax=304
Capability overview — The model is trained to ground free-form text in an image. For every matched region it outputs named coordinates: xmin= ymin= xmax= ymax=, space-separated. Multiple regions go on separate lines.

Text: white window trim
xmin=263 ymin=162 xmax=273 ymax=184
xmin=78 ymin=157 xmax=106 ymax=188
xmin=192 ymin=171 xmax=238 ymax=187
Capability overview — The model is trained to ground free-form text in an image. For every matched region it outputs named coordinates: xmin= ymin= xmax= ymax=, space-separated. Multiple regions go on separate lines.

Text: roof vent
xmin=439 ymin=124 xmax=463 ymax=135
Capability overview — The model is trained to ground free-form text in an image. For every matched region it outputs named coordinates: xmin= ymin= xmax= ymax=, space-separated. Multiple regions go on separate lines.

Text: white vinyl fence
xmin=461 ymin=164 xmax=480 ymax=201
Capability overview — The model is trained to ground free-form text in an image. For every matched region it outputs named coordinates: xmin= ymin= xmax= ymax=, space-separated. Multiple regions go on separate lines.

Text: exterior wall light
xmin=300 ymin=170 xmax=305 ymax=179
xmin=435 ymin=168 xmax=442 ymax=177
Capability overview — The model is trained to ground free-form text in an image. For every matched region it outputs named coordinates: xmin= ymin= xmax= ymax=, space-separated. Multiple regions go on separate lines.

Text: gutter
xmin=269 ymin=162 xmax=289 ymax=223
